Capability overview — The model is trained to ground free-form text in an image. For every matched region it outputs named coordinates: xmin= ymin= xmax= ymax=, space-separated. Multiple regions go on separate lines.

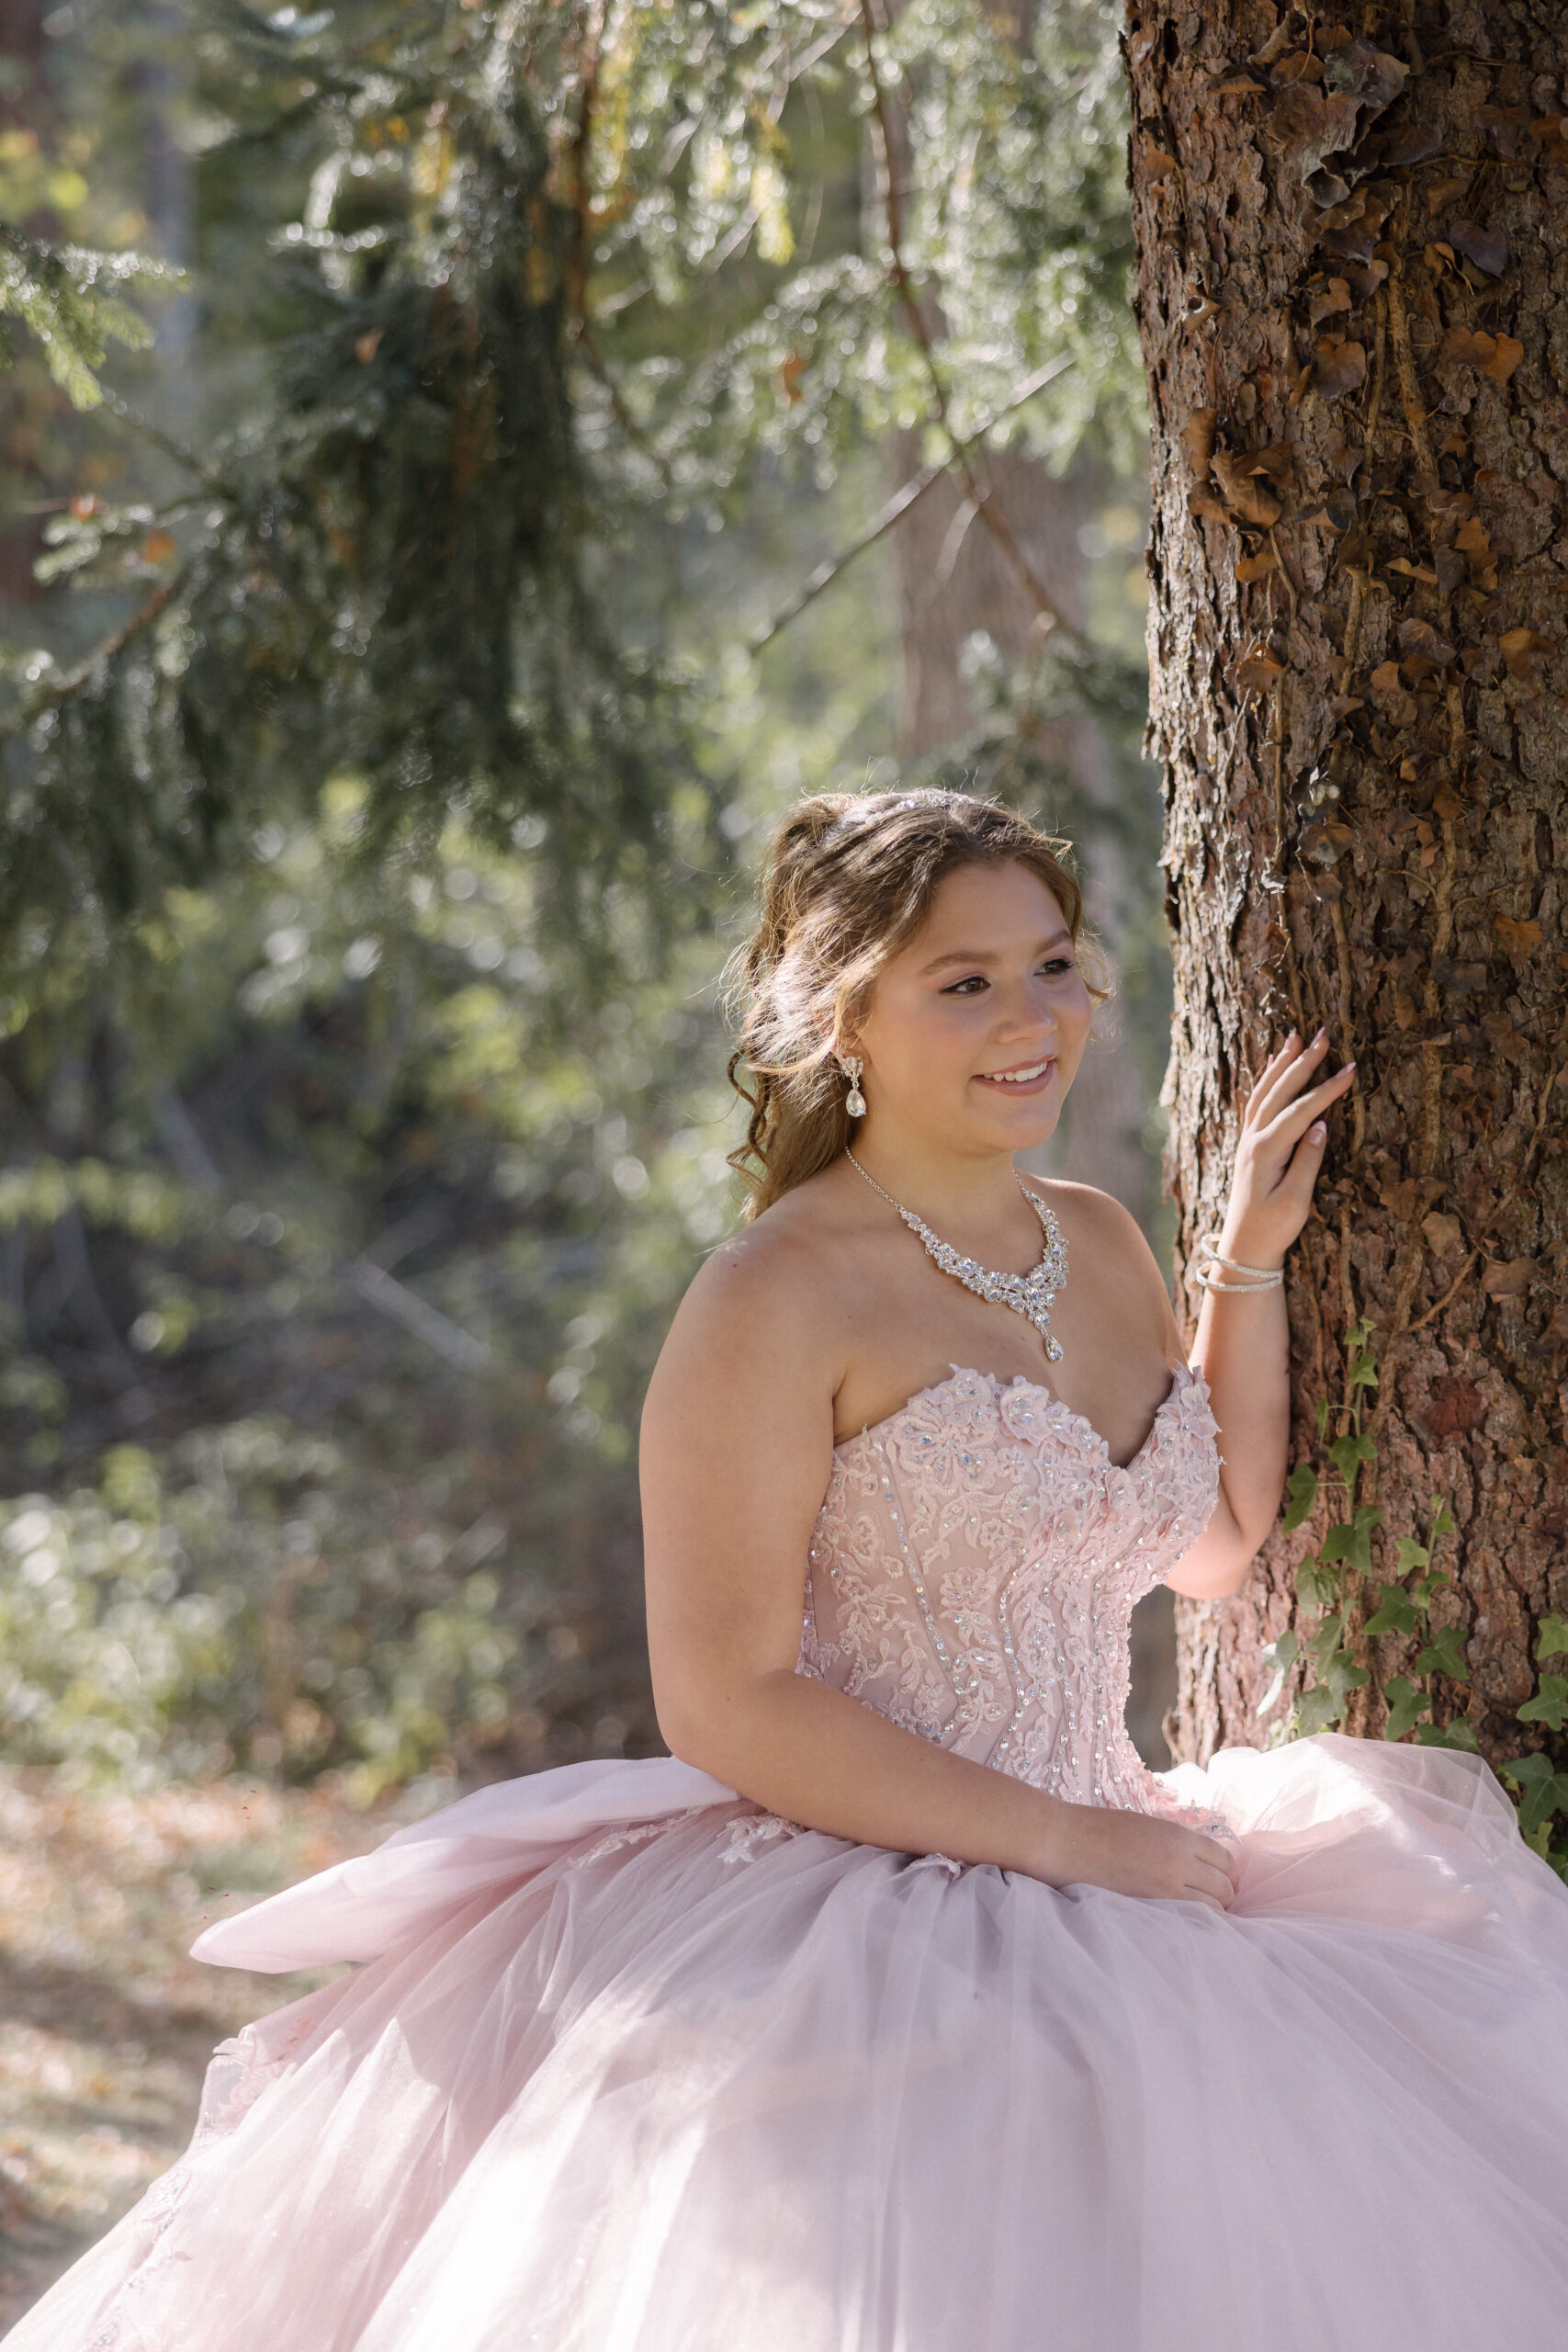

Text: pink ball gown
xmin=14 ymin=1364 xmax=1568 ymax=2351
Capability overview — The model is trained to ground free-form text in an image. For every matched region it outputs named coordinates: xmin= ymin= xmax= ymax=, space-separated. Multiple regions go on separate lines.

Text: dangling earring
xmin=840 ymin=1056 xmax=866 ymax=1119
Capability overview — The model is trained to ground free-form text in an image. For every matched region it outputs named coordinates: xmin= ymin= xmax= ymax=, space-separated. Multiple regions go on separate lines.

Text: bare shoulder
xmin=1025 ymin=1178 xmax=1177 ymax=1330
xmin=645 ymin=1168 xmax=871 ymax=1418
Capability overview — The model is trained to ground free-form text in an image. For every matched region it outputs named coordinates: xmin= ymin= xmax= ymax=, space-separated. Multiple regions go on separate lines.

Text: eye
xmin=941 ymin=974 xmax=988 ymax=995
xmin=1038 ymin=956 xmax=1076 ymax=978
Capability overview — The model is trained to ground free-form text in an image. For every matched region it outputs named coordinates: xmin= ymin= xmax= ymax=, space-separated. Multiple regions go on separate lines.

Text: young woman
xmin=16 ymin=792 xmax=1568 ymax=2352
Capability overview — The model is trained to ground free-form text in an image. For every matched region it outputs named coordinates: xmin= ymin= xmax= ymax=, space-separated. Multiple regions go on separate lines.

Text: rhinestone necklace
xmin=845 ymin=1150 xmax=1068 ymax=1362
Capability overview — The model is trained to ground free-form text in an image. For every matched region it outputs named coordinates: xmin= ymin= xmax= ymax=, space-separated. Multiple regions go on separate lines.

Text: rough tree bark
xmin=1124 ymin=0 xmax=1568 ymax=1771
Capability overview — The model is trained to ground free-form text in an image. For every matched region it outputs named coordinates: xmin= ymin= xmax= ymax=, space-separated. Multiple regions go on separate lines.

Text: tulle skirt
xmin=11 ymin=1734 xmax=1568 ymax=2352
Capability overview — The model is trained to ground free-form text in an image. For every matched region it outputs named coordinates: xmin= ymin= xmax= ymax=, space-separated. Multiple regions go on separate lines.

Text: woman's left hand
xmin=1218 ymin=1030 xmax=1356 ymax=1271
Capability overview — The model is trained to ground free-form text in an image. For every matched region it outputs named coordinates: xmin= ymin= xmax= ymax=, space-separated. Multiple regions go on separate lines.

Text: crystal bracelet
xmin=1198 ymin=1244 xmax=1285 ymax=1279
xmin=1193 ymin=1265 xmax=1284 ymax=1292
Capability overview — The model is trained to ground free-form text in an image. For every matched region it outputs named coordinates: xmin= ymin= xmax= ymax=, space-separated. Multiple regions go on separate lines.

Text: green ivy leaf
xmin=1314 ymin=1397 xmax=1330 ymax=1441
xmin=1345 ymin=1317 xmax=1376 ymax=1353
xmin=1295 ymin=1555 xmax=1340 ymax=1611
xmin=1537 ymin=1614 xmax=1568 ymax=1663
xmin=1294 ymin=1684 xmax=1341 ymax=1736
xmin=1280 ymin=1463 xmax=1318 ymax=1535
xmin=1502 ymin=1751 xmax=1568 ymax=1837
xmin=1328 ymin=1430 xmax=1377 ymax=1490
xmin=1427 ymin=1495 xmax=1456 ymax=1541
xmin=1517 ymin=1675 xmax=1568 ymax=1733
xmin=1393 ymin=1537 xmax=1430 ymax=1577
xmin=1363 ymin=1584 xmax=1420 ymax=1638
xmin=1409 ymin=1571 xmax=1451 ymax=1611
xmin=1347 ymin=1356 xmax=1379 ymax=1390
xmin=1258 ymin=1629 xmax=1299 ymax=1716
xmin=1319 ymin=1503 xmax=1382 ymax=1575
xmin=1416 ymin=1717 xmax=1480 ymax=1754
xmin=1416 ymin=1624 xmax=1470 ymax=1682
xmin=1382 ymin=1676 xmax=1428 ymax=1740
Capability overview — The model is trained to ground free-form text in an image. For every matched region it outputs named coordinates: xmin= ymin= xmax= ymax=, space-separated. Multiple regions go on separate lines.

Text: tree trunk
xmin=1125 ymin=0 xmax=1568 ymax=1781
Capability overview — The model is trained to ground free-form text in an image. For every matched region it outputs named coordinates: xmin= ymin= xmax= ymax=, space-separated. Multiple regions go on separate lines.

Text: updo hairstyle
xmin=726 ymin=789 xmax=1104 ymax=1218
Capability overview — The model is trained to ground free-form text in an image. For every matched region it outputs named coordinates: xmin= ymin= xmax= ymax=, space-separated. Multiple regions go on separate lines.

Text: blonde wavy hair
xmin=726 ymin=790 xmax=1105 ymax=1218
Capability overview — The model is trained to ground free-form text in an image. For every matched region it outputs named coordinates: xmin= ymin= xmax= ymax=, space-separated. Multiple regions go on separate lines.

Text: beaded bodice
xmin=799 ymin=1363 xmax=1220 ymax=1815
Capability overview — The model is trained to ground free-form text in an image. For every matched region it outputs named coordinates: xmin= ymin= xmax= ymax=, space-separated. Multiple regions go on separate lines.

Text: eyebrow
xmin=919 ymin=931 xmax=1073 ymax=974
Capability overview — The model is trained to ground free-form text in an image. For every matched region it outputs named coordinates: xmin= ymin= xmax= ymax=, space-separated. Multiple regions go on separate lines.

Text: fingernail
xmin=1344 ymin=1059 xmax=1356 ymax=1072
xmin=1284 ymin=1030 xmax=1299 ymax=1046
xmin=1311 ymin=1122 xmax=1327 ymax=1142
xmin=1313 ymin=1026 xmax=1327 ymax=1044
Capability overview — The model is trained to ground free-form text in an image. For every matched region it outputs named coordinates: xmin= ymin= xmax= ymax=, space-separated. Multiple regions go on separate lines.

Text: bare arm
xmin=1168 ymin=1030 xmax=1355 ymax=1599
xmin=640 ymin=1228 xmax=1238 ymax=1909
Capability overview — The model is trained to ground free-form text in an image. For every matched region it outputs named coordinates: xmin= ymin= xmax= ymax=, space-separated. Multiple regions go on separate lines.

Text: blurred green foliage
xmin=0 ymin=0 xmax=1153 ymax=1793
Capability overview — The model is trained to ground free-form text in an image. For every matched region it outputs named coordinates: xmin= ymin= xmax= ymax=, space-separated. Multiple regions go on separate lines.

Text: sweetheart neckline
xmin=833 ymin=1361 xmax=1201 ymax=1475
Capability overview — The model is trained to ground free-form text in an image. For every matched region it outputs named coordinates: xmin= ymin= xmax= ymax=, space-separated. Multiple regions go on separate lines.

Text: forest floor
xmin=0 ymin=1767 xmax=390 ymax=2335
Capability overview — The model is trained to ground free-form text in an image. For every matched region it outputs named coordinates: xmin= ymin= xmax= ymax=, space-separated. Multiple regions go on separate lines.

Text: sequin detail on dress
xmin=800 ymin=1363 xmax=1219 ymax=1818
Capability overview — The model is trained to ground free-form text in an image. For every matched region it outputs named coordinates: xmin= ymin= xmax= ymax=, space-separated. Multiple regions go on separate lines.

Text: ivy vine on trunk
xmin=1124 ymin=1 xmax=1568 ymax=1788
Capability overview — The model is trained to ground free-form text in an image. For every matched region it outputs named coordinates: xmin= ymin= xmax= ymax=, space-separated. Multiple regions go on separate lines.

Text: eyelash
xmin=942 ymin=959 xmax=1074 ymax=996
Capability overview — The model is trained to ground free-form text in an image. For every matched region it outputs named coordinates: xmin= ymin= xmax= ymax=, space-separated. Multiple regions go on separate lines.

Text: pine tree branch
xmin=750 ymin=354 xmax=1076 ymax=651
xmin=855 ymin=0 xmax=1078 ymax=644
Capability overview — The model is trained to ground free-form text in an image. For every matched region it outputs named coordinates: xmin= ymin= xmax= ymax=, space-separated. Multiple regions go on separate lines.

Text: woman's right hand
xmin=1033 ymin=1803 xmax=1240 ymax=1913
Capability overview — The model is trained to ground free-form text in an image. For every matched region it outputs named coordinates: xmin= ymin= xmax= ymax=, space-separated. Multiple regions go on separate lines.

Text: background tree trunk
xmin=1125 ymin=0 xmax=1568 ymax=1771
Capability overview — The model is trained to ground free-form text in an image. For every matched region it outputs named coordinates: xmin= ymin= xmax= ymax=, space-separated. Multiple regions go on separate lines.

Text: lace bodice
xmin=799 ymin=1363 xmax=1220 ymax=1818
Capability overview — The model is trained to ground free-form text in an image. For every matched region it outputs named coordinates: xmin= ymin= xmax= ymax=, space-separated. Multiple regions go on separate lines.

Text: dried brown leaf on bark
xmin=1483 ymin=334 xmax=1524 ymax=384
xmin=1526 ymin=116 xmax=1568 ymax=170
xmin=1301 ymin=486 xmax=1358 ymax=532
xmin=1302 ymin=818 xmax=1355 ymax=865
xmin=1275 ymin=83 xmax=1362 ymax=184
xmin=1387 ymin=558 xmax=1439 ymax=585
xmin=1189 ymin=490 xmax=1231 ymax=524
xmin=1309 ymin=276 xmax=1353 ymax=325
xmin=1422 ymin=1212 xmax=1464 ymax=1256
xmin=1453 ymin=516 xmax=1497 ymax=589
xmin=1447 ymin=220 xmax=1508 ymax=276
xmin=1180 ymin=409 xmax=1219 ymax=477
xmin=1143 ymin=141 xmax=1180 ymax=181
xmin=1324 ymin=40 xmax=1408 ymax=110
xmin=1435 ymin=548 xmax=1470 ymax=596
xmin=1493 ymin=915 xmax=1543 ymax=956
xmin=1313 ymin=336 xmax=1367 ymax=396
xmin=1235 ymin=549 xmax=1278 ymax=582
xmin=1481 ymin=1259 xmax=1538 ymax=1297
xmin=1424 ymin=242 xmax=1457 ymax=276
xmin=1369 ymin=660 xmax=1404 ymax=693
xmin=1211 ymin=450 xmax=1283 ymax=526
xmin=1234 ymin=647 xmax=1285 ymax=693
xmin=1210 ymin=66 xmax=1269 ymax=96
xmin=1479 ymin=105 xmax=1532 ymax=160
xmin=1446 ymin=325 xmax=1499 ymax=367
xmin=1499 ymin=628 xmax=1554 ymax=679
xmin=1431 ymin=784 xmax=1465 ymax=821
xmin=1398 ymin=616 xmax=1456 ymax=667
xmin=1270 ymin=52 xmax=1325 ymax=88
xmin=1382 ymin=123 xmax=1444 ymax=167
xmin=1345 ymin=257 xmax=1389 ymax=301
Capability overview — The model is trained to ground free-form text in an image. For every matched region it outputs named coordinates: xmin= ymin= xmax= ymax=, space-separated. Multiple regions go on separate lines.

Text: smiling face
xmin=848 ymin=859 xmax=1095 ymax=1159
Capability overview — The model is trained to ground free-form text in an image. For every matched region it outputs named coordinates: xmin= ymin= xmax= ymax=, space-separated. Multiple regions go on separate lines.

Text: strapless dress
xmin=12 ymin=1364 xmax=1568 ymax=2352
